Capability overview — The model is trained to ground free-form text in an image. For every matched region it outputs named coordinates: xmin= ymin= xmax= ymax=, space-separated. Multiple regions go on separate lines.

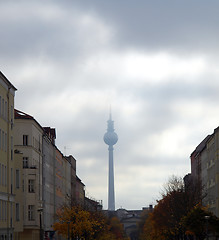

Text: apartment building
xmin=190 ymin=127 xmax=219 ymax=217
xmin=14 ymin=109 xmax=44 ymax=240
xmin=14 ymin=109 xmax=79 ymax=239
xmin=0 ymin=70 xmax=99 ymax=240
xmin=42 ymin=127 xmax=56 ymax=238
xmin=0 ymin=72 xmax=23 ymax=240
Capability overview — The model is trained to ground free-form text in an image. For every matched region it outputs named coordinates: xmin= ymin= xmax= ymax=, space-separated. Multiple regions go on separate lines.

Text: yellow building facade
xmin=0 ymin=71 xmax=23 ymax=239
xmin=14 ymin=109 xmax=44 ymax=240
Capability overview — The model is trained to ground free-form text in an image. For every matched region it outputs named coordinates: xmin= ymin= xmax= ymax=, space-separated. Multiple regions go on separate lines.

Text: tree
xmin=138 ymin=209 xmax=150 ymax=240
xmin=182 ymin=204 xmax=219 ymax=240
xmin=53 ymin=205 xmax=106 ymax=240
xmin=108 ymin=216 xmax=127 ymax=239
xmin=141 ymin=175 xmax=204 ymax=240
xmin=53 ymin=205 xmax=129 ymax=240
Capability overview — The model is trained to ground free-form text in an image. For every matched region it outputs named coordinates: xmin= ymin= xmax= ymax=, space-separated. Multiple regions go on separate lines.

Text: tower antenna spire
xmin=109 ymin=105 xmax=112 ymax=120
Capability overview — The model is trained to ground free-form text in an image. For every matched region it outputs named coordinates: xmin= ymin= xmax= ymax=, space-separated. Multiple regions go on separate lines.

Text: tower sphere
xmin=104 ymin=132 xmax=118 ymax=146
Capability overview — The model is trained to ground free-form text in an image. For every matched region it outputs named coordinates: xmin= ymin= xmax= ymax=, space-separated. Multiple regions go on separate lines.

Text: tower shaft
xmin=108 ymin=145 xmax=115 ymax=211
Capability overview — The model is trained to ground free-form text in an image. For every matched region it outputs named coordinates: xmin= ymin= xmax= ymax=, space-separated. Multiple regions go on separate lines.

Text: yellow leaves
xmin=53 ymin=205 xmax=129 ymax=240
xmin=185 ymin=230 xmax=195 ymax=236
xmin=53 ymin=205 xmax=109 ymax=239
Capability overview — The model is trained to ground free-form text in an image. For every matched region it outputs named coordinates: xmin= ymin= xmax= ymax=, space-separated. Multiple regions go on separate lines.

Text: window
xmin=5 ymin=166 xmax=7 ymax=186
xmin=1 ymin=201 xmax=3 ymax=222
xmin=28 ymin=205 xmax=35 ymax=221
xmin=11 ymin=136 xmax=13 ymax=160
xmin=28 ymin=179 xmax=35 ymax=193
xmin=16 ymin=170 xmax=19 ymax=189
xmin=23 ymin=135 xmax=28 ymax=146
xmin=2 ymin=99 xmax=4 ymax=118
xmin=11 ymin=105 xmax=13 ymax=118
xmin=10 ymin=202 xmax=12 ymax=227
xmin=11 ymin=168 xmax=13 ymax=194
xmin=23 ymin=157 xmax=28 ymax=168
xmin=2 ymin=164 xmax=4 ymax=186
xmin=5 ymin=101 xmax=7 ymax=120
xmin=5 ymin=132 xmax=7 ymax=152
xmin=11 ymin=106 xmax=13 ymax=129
xmin=2 ymin=131 xmax=4 ymax=151
xmin=16 ymin=203 xmax=19 ymax=221
xmin=2 ymin=201 xmax=7 ymax=221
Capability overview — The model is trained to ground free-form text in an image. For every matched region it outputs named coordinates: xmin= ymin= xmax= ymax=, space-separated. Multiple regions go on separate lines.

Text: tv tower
xmin=104 ymin=112 xmax=118 ymax=211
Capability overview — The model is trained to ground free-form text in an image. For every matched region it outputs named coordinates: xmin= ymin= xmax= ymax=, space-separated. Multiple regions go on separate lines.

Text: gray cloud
xmin=1 ymin=0 xmax=219 ymax=209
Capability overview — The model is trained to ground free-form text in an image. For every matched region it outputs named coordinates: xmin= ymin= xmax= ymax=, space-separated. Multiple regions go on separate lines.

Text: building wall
xmin=0 ymin=72 xmax=17 ymax=239
xmin=76 ymin=176 xmax=85 ymax=206
xmin=191 ymin=128 xmax=219 ymax=217
xmin=55 ymin=149 xmax=64 ymax=211
xmin=42 ymin=134 xmax=55 ymax=233
xmin=64 ymin=156 xmax=71 ymax=204
xmin=14 ymin=117 xmax=44 ymax=239
xmin=54 ymin=150 xmax=72 ymax=210
xmin=206 ymin=132 xmax=218 ymax=215
xmin=14 ymin=151 xmax=24 ymax=240
xmin=66 ymin=155 xmax=76 ymax=204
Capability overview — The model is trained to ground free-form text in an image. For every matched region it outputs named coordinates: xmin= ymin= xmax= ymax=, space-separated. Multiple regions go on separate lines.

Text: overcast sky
xmin=1 ymin=0 xmax=219 ymax=210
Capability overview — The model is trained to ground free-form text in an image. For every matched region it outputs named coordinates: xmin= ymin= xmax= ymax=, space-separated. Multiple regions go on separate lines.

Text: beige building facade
xmin=14 ymin=109 xmax=78 ymax=239
xmin=0 ymin=71 xmax=23 ymax=240
xmin=14 ymin=109 xmax=44 ymax=240
xmin=191 ymin=127 xmax=219 ymax=217
xmin=14 ymin=150 xmax=24 ymax=240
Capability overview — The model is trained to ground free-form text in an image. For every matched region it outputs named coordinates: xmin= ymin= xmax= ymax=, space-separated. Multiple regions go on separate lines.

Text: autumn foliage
xmin=53 ymin=205 xmax=128 ymax=240
xmin=182 ymin=204 xmax=219 ymax=240
xmin=140 ymin=176 xmax=219 ymax=240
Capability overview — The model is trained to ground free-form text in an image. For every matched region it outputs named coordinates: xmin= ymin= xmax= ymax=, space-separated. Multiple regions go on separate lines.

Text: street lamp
xmin=38 ymin=208 xmax=43 ymax=240
xmin=205 ymin=215 xmax=210 ymax=240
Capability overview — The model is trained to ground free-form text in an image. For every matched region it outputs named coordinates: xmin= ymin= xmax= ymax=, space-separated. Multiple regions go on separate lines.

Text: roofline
xmin=14 ymin=109 xmax=44 ymax=132
xmin=0 ymin=71 xmax=17 ymax=91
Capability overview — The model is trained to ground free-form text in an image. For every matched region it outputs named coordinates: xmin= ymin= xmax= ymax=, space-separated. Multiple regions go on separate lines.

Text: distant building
xmin=65 ymin=155 xmax=77 ymax=204
xmin=76 ymin=176 xmax=85 ymax=206
xmin=42 ymin=127 xmax=56 ymax=237
xmin=84 ymin=197 xmax=102 ymax=211
xmin=190 ymin=127 xmax=219 ymax=217
xmin=116 ymin=206 xmax=153 ymax=240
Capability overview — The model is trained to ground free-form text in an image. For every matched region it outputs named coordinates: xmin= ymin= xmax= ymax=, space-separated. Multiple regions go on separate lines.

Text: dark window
xmin=28 ymin=179 xmax=35 ymax=193
xmin=23 ymin=135 xmax=28 ymax=146
xmin=28 ymin=205 xmax=35 ymax=221
xmin=23 ymin=157 xmax=28 ymax=168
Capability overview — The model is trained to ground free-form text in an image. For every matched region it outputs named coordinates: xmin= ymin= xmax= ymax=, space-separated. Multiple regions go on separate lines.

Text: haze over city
xmin=1 ymin=0 xmax=219 ymax=210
